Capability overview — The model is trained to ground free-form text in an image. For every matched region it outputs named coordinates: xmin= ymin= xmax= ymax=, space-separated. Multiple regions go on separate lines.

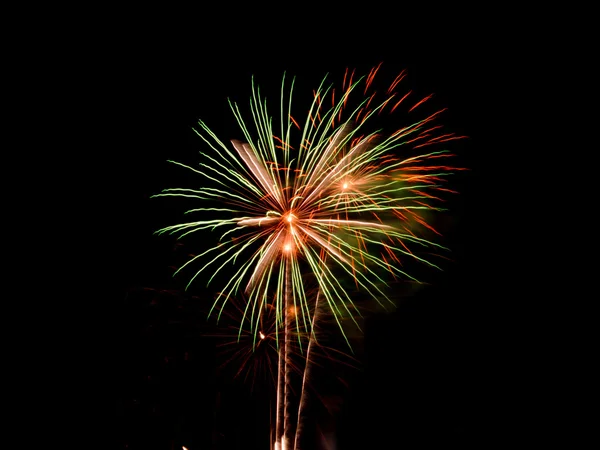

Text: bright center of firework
xmin=343 ymin=182 xmax=349 ymax=190
xmin=283 ymin=243 xmax=292 ymax=252
xmin=259 ymin=331 xmax=265 ymax=340
xmin=286 ymin=213 xmax=296 ymax=223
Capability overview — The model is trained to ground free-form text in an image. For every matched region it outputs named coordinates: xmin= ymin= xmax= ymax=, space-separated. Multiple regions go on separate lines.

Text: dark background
xmin=110 ymin=18 xmax=540 ymax=450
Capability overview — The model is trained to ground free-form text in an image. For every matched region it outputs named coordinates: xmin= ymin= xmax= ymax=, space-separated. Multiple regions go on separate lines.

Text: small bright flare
xmin=259 ymin=331 xmax=266 ymax=340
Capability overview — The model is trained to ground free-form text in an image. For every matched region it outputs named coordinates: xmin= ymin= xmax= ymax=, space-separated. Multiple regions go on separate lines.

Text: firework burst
xmin=154 ymin=64 xmax=465 ymax=449
xmin=154 ymin=65 xmax=463 ymax=343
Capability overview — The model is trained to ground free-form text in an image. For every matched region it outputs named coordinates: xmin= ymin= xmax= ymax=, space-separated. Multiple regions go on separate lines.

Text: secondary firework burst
xmin=154 ymin=64 xmax=464 ymax=345
xmin=208 ymin=291 xmax=360 ymax=390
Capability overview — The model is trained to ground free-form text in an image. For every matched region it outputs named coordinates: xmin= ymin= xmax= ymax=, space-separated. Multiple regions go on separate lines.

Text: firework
xmin=154 ymin=64 xmax=465 ymax=449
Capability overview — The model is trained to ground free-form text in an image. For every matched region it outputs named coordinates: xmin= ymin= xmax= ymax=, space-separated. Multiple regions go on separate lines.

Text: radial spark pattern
xmin=154 ymin=66 xmax=465 ymax=346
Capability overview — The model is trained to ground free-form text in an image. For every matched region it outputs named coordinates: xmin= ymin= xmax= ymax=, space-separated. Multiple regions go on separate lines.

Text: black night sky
xmin=111 ymin=19 xmax=536 ymax=450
